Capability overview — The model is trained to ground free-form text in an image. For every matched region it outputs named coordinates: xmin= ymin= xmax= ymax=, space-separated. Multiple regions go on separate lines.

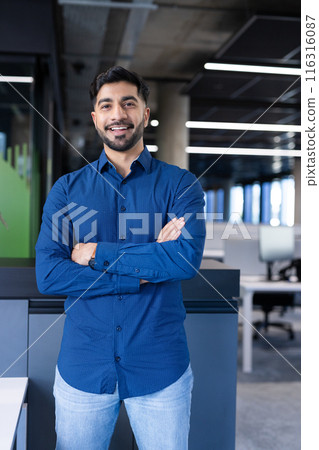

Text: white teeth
xmin=111 ymin=126 xmax=128 ymax=131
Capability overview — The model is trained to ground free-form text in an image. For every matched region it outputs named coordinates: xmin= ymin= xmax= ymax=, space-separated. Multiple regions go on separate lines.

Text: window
xmin=243 ymin=185 xmax=252 ymax=223
xmin=251 ymin=183 xmax=261 ymax=224
xmin=203 ymin=188 xmax=224 ymax=221
xmin=229 ymin=185 xmax=243 ymax=220
xmin=270 ymin=180 xmax=282 ymax=226
xmin=261 ymin=178 xmax=295 ymax=226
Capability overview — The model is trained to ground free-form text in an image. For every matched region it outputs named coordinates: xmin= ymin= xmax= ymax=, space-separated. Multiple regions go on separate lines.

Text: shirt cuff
xmin=94 ymin=242 xmax=120 ymax=272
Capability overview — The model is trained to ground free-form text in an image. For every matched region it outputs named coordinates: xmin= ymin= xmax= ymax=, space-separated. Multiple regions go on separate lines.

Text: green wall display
xmin=0 ymin=145 xmax=31 ymax=257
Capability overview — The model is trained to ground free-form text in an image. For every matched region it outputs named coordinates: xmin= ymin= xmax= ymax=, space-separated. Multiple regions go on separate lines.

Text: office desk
xmin=240 ymin=276 xmax=301 ymax=373
xmin=0 ymin=377 xmax=28 ymax=449
xmin=202 ymin=249 xmax=224 ymax=260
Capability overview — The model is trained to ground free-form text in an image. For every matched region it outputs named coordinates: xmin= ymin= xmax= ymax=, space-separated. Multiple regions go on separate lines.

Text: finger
xmin=165 ymin=219 xmax=185 ymax=237
xmin=157 ymin=222 xmax=174 ymax=242
xmin=160 ymin=217 xmax=177 ymax=234
xmin=162 ymin=217 xmax=184 ymax=234
xmin=160 ymin=227 xmax=182 ymax=242
xmin=168 ymin=228 xmax=182 ymax=240
xmin=157 ymin=217 xmax=185 ymax=242
xmin=73 ymin=242 xmax=85 ymax=250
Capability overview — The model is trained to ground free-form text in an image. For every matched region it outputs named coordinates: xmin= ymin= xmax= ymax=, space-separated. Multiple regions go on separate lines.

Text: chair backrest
xmin=224 ymin=238 xmax=267 ymax=276
xmin=259 ymin=225 xmax=295 ymax=263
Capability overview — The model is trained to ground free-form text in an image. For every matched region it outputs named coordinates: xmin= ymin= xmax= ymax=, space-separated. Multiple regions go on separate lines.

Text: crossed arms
xmin=71 ymin=217 xmax=186 ymax=284
xmin=35 ymin=172 xmax=206 ymax=299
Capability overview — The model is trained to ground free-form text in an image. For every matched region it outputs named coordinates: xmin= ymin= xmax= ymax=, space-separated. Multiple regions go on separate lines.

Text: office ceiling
xmin=54 ymin=0 xmax=301 ymax=185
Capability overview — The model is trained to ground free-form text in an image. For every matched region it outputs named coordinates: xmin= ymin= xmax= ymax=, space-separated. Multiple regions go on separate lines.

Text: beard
xmin=96 ymin=118 xmax=145 ymax=152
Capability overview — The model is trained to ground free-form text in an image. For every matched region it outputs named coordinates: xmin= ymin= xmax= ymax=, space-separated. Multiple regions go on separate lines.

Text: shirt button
xmin=122 ymin=180 xmax=127 ymax=184
xmin=116 ymin=326 xmax=122 ymax=332
xmin=118 ymin=295 xmax=123 ymax=301
xmin=135 ymin=268 xmax=140 ymax=273
xmin=120 ymin=206 xmax=126 ymax=211
xmin=104 ymin=260 xmax=109 ymax=266
xmin=115 ymin=356 xmax=121 ymax=362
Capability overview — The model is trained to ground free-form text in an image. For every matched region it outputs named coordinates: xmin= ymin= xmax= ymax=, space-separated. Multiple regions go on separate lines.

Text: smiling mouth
xmin=107 ymin=124 xmax=133 ymax=132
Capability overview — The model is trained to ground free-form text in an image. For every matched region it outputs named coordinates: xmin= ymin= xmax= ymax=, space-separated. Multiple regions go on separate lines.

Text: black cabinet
xmin=186 ymin=311 xmax=238 ymax=450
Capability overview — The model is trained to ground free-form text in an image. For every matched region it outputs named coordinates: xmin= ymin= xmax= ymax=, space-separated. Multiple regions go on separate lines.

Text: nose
xmin=111 ymin=103 xmax=127 ymax=121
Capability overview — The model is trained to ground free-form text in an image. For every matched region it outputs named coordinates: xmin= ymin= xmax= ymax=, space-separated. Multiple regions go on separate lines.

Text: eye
xmin=101 ymin=104 xmax=111 ymax=110
xmin=124 ymin=101 xmax=136 ymax=108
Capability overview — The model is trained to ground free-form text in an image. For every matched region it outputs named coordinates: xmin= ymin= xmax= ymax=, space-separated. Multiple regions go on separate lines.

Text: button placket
xmin=113 ymin=292 xmax=124 ymax=367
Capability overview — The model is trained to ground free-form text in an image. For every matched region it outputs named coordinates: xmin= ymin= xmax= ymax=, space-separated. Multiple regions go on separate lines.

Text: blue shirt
xmin=35 ymin=147 xmax=206 ymax=399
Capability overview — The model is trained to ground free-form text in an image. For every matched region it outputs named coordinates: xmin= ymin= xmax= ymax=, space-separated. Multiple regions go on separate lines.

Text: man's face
xmin=91 ymin=81 xmax=150 ymax=152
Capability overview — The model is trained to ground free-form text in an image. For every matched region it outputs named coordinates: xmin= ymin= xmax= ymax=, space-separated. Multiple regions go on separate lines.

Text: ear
xmin=144 ymin=107 xmax=150 ymax=128
xmin=91 ymin=111 xmax=96 ymax=127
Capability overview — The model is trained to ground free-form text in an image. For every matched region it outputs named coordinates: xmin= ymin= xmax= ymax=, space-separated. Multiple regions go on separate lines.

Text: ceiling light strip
xmin=58 ymin=0 xmax=158 ymax=9
xmin=204 ymin=62 xmax=301 ymax=76
xmin=185 ymin=121 xmax=301 ymax=133
xmin=147 ymin=145 xmax=158 ymax=152
xmin=185 ymin=147 xmax=301 ymax=157
xmin=0 ymin=76 xmax=34 ymax=83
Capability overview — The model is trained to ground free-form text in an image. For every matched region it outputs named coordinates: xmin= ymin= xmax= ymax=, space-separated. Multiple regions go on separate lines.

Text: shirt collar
xmin=98 ymin=146 xmax=152 ymax=174
xmin=136 ymin=146 xmax=152 ymax=173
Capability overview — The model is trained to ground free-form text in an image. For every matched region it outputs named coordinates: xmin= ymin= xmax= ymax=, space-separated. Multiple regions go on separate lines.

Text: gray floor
xmin=235 ymin=307 xmax=301 ymax=450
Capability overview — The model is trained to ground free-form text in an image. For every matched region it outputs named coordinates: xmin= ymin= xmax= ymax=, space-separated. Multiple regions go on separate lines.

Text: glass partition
xmin=0 ymin=61 xmax=39 ymax=258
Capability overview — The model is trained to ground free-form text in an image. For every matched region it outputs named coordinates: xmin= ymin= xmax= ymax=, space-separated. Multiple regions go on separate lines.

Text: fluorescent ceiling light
xmin=185 ymin=121 xmax=301 ymax=133
xmin=147 ymin=145 xmax=158 ymax=152
xmin=150 ymin=120 xmax=159 ymax=127
xmin=185 ymin=147 xmax=301 ymax=157
xmin=0 ymin=76 xmax=34 ymax=83
xmin=58 ymin=0 xmax=158 ymax=9
xmin=204 ymin=62 xmax=301 ymax=76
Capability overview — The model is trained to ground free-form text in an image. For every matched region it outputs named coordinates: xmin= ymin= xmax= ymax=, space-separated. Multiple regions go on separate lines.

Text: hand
xmin=71 ymin=243 xmax=97 ymax=266
xmin=156 ymin=217 xmax=185 ymax=243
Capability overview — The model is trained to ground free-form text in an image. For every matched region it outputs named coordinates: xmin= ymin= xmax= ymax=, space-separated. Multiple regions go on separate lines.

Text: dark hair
xmin=89 ymin=66 xmax=150 ymax=106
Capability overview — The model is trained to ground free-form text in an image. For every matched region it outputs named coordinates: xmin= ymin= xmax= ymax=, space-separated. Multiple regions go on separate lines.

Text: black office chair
xmin=253 ymin=258 xmax=300 ymax=340
xmin=253 ymin=292 xmax=295 ymax=340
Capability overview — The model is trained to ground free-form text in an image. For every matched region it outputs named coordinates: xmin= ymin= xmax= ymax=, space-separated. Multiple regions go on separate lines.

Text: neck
xmin=104 ymin=142 xmax=144 ymax=177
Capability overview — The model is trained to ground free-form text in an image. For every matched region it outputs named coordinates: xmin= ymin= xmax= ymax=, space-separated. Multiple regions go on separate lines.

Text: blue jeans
xmin=53 ymin=365 xmax=193 ymax=449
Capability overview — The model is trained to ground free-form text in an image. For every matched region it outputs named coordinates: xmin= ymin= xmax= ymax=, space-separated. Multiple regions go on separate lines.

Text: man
xmin=36 ymin=66 xmax=206 ymax=449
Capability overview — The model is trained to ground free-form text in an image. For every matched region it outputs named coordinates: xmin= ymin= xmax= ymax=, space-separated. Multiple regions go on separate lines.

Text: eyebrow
xmin=97 ymin=95 xmax=139 ymax=106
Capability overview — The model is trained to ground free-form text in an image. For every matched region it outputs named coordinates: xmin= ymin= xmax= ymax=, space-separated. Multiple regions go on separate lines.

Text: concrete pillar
xmin=156 ymin=82 xmax=189 ymax=170
xmin=294 ymin=157 xmax=301 ymax=224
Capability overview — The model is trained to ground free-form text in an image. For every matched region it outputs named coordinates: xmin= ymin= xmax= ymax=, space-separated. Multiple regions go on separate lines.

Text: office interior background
xmin=0 ymin=0 xmax=301 ymax=449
